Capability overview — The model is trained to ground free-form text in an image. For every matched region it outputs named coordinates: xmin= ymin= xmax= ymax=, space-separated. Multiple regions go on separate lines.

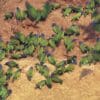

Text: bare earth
xmin=0 ymin=0 xmax=100 ymax=100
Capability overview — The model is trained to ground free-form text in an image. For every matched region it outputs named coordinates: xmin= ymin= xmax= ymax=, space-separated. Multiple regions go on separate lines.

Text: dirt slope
xmin=0 ymin=0 xmax=100 ymax=100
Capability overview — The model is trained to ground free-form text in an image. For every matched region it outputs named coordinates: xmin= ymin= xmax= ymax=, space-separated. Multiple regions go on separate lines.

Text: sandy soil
xmin=0 ymin=0 xmax=100 ymax=100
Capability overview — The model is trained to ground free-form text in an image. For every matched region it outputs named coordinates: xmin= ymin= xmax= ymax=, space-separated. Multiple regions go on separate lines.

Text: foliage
xmin=5 ymin=61 xmax=19 ymax=68
xmin=79 ymin=55 xmax=93 ymax=66
xmin=4 ymin=12 xmax=13 ymax=20
xmin=65 ymin=24 xmax=80 ymax=36
xmin=26 ymin=67 xmax=34 ymax=81
xmin=64 ymin=37 xmax=74 ymax=52
xmin=15 ymin=7 xmax=27 ymax=21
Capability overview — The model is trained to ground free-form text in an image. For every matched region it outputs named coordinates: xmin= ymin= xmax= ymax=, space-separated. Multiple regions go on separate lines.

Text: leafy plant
xmin=91 ymin=41 xmax=100 ymax=62
xmin=64 ymin=37 xmax=74 ymax=52
xmin=56 ymin=60 xmax=67 ymax=68
xmin=47 ymin=54 xmax=56 ymax=65
xmin=0 ymin=86 xmax=9 ymax=100
xmin=51 ymin=74 xmax=63 ymax=84
xmin=35 ymin=63 xmax=49 ymax=78
xmin=79 ymin=42 xmax=90 ymax=53
xmin=50 ymin=2 xmax=60 ymax=10
xmin=26 ymin=67 xmax=34 ymax=81
xmin=38 ymin=35 xmax=48 ymax=47
xmin=92 ymin=41 xmax=100 ymax=53
xmin=53 ymin=66 xmax=65 ymax=75
xmin=37 ymin=47 xmax=47 ymax=64
xmin=71 ymin=12 xmax=82 ymax=21
xmin=65 ymin=24 xmax=80 ymax=36
xmin=92 ymin=6 xmax=100 ymax=32
xmin=45 ymin=77 xmax=52 ymax=88
xmin=23 ymin=45 xmax=35 ymax=56
xmin=11 ymin=53 xmax=22 ymax=59
xmin=12 ymin=69 xmax=21 ymax=82
xmin=64 ymin=64 xmax=74 ymax=72
xmin=15 ymin=7 xmax=27 ymax=21
xmin=14 ymin=32 xmax=25 ymax=44
xmin=79 ymin=55 xmax=93 ymax=66
xmin=0 ymin=75 xmax=6 ymax=86
xmin=6 ymin=68 xmax=13 ymax=80
xmin=25 ymin=33 xmax=39 ymax=46
xmin=26 ymin=2 xmax=52 ymax=22
xmin=5 ymin=61 xmax=19 ymax=69
xmin=71 ymin=5 xmax=83 ymax=13
xmin=4 ymin=12 xmax=13 ymax=20
xmin=36 ymin=80 xmax=46 ymax=89
xmin=48 ymin=38 xmax=56 ymax=49
xmin=67 ymin=56 xmax=77 ymax=64
xmin=62 ymin=6 xmax=72 ymax=16
xmin=52 ymin=24 xmax=64 ymax=43
xmin=0 ymin=50 xmax=5 ymax=61
xmin=84 ymin=0 xmax=95 ymax=16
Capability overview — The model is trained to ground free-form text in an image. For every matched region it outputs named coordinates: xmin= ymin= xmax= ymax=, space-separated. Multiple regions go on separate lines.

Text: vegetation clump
xmin=0 ymin=0 xmax=100 ymax=99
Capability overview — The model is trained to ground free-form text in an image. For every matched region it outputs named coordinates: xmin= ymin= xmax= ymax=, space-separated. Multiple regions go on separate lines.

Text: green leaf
xmin=11 ymin=53 xmax=22 ymax=59
xmin=27 ymin=67 xmax=34 ymax=81
xmin=93 ymin=23 xmax=100 ymax=32
xmin=38 ymin=52 xmax=46 ymax=64
xmin=64 ymin=37 xmax=74 ymax=52
xmin=36 ymin=80 xmax=46 ymax=89
xmin=53 ymin=66 xmax=65 ymax=75
xmin=62 ymin=7 xmax=72 ymax=16
xmin=93 ymin=41 xmax=100 ymax=53
xmin=67 ymin=56 xmax=77 ymax=64
xmin=48 ymin=38 xmax=56 ymax=48
xmin=12 ymin=69 xmax=21 ymax=81
xmin=46 ymin=77 xmax=52 ymax=88
xmin=79 ymin=55 xmax=93 ymax=66
xmin=0 ymin=86 xmax=8 ymax=100
xmin=71 ymin=12 xmax=82 ymax=21
xmin=71 ymin=5 xmax=83 ymax=13
xmin=39 ymin=37 xmax=48 ymax=47
xmin=0 ymin=41 xmax=6 ymax=49
xmin=51 ymin=75 xmax=63 ymax=84
xmin=56 ymin=60 xmax=67 ymax=68
xmin=86 ymin=0 xmax=95 ymax=9
xmin=0 ymin=76 xmax=6 ymax=86
xmin=79 ymin=42 xmax=90 ymax=53
xmin=52 ymin=24 xmax=63 ymax=34
xmin=23 ymin=45 xmax=35 ymax=56
xmin=64 ymin=64 xmax=74 ymax=72
xmin=15 ymin=7 xmax=27 ymax=21
xmin=26 ymin=1 xmax=37 ymax=20
xmin=5 ymin=61 xmax=19 ymax=68
xmin=50 ymin=2 xmax=60 ymax=10
xmin=92 ymin=53 xmax=100 ymax=62
xmin=4 ymin=12 xmax=13 ymax=20
xmin=65 ymin=24 xmax=80 ymax=36
xmin=35 ymin=64 xmax=49 ymax=78
xmin=47 ymin=54 xmax=56 ymax=65
xmin=6 ymin=43 xmax=14 ymax=53
xmin=0 ymin=50 xmax=5 ymax=61
xmin=14 ymin=32 xmax=25 ymax=43
xmin=6 ymin=68 xmax=13 ymax=80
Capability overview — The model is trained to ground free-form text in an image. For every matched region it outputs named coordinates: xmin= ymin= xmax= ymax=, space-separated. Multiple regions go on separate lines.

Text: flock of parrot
xmin=0 ymin=0 xmax=100 ymax=99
